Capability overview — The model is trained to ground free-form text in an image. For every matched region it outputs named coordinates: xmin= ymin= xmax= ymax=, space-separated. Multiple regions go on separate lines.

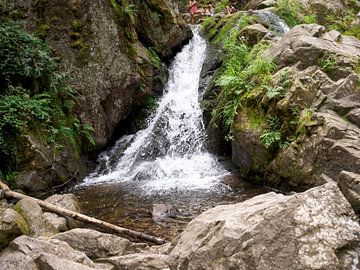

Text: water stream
xmin=73 ymin=27 xmax=265 ymax=240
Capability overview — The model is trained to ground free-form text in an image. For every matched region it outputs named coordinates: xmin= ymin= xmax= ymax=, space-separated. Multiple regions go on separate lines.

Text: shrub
xmin=0 ymin=19 xmax=95 ymax=176
xmin=211 ymin=19 xmax=276 ymax=137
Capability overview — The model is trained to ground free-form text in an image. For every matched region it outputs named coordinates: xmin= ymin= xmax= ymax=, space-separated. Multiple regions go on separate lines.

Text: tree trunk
xmin=0 ymin=181 xmax=166 ymax=245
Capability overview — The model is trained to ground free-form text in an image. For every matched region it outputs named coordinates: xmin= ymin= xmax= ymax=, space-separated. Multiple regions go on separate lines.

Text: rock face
xmin=6 ymin=0 xmax=191 ymax=191
xmin=169 ymin=183 xmax=360 ymax=270
xmin=261 ymin=24 xmax=360 ymax=190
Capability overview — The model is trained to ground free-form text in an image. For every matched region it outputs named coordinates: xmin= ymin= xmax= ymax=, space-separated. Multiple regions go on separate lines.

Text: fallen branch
xmin=0 ymin=180 xmax=166 ymax=245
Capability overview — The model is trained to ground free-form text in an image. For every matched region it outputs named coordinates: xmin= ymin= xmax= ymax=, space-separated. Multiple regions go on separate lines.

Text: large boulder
xmin=0 ymin=209 xmax=29 ymax=250
xmin=53 ymin=228 xmax=146 ymax=259
xmin=169 ymin=183 xmax=360 ymax=270
xmin=14 ymin=199 xmax=56 ymax=237
xmin=0 ymin=235 xmax=107 ymax=270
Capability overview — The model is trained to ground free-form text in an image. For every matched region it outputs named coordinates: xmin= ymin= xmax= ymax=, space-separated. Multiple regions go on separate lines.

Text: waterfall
xmin=81 ymin=27 xmax=229 ymax=193
xmin=253 ymin=10 xmax=290 ymax=34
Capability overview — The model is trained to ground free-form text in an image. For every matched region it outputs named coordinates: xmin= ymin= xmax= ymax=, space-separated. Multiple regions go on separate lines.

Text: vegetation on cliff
xmin=201 ymin=0 xmax=360 ymax=190
xmin=0 ymin=15 xmax=94 ymax=184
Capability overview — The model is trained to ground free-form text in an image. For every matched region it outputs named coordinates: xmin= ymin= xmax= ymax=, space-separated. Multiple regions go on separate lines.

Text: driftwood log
xmin=0 ymin=180 xmax=166 ymax=245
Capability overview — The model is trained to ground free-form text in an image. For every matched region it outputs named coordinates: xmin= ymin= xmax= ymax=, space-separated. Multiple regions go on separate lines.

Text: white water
xmin=81 ymin=27 xmax=229 ymax=192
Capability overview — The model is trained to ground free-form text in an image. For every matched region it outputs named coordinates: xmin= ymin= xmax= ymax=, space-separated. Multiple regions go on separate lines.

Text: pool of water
xmin=72 ymin=172 xmax=265 ymax=241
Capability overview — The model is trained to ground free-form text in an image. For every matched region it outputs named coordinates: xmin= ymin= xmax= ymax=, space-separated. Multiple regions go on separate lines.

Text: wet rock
xmin=152 ymin=204 xmax=178 ymax=222
xmin=99 ymin=253 xmax=169 ymax=270
xmin=239 ymin=23 xmax=269 ymax=46
xmin=338 ymin=171 xmax=360 ymax=213
xmin=14 ymin=198 xmax=56 ymax=237
xmin=169 ymin=183 xmax=360 ymax=270
xmin=0 ymin=235 xmax=97 ymax=270
xmin=0 ymin=209 xmax=29 ymax=250
xmin=6 ymin=0 xmax=190 ymax=191
xmin=53 ymin=228 xmax=146 ymax=259
xmin=135 ymin=0 xmax=192 ymax=59
xmin=45 ymin=194 xmax=81 ymax=229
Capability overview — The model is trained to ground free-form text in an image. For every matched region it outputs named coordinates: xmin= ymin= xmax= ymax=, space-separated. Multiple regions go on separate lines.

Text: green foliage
xmin=264 ymin=70 xmax=291 ymax=100
xmin=260 ymin=116 xmax=282 ymax=148
xmin=317 ymin=53 xmax=338 ymax=73
xmin=302 ymin=14 xmax=317 ymax=24
xmin=214 ymin=0 xmax=229 ymax=13
xmin=275 ymin=0 xmax=301 ymax=27
xmin=109 ymin=0 xmax=136 ymax=25
xmin=0 ymin=21 xmax=56 ymax=85
xmin=324 ymin=10 xmax=360 ymax=40
xmin=211 ymin=18 xmax=276 ymax=136
xmin=0 ymin=19 xmax=95 ymax=173
xmin=148 ymin=47 xmax=161 ymax=68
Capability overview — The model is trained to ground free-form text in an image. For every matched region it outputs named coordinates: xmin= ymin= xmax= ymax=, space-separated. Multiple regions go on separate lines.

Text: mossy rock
xmin=0 ymin=208 xmax=29 ymax=250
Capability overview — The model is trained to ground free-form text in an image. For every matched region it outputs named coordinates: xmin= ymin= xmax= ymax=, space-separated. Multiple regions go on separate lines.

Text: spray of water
xmin=81 ymin=27 xmax=229 ymax=192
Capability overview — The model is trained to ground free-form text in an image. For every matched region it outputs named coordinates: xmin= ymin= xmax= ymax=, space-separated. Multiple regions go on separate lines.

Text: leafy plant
xmin=260 ymin=130 xmax=281 ymax=148
xmin=275 ymin=0 xmax=301 ymax=27
xmin=148 ymin=47 xmax=161 ymax=68
xmin=214 ymin=0 xmax=229 ymax=13
xmin=211 ymin=24 xmax=276 ymax=136
xmin=317 ymin=53 xmax=338 ymax=73
xmin=0 ymin=19 xmax=95 ymax=174
xmin=260 ymin=116 xmax=282 ymax=148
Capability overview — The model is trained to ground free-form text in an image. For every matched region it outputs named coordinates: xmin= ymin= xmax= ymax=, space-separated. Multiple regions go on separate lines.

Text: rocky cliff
xmin=1 ymin=0 xmax=191 ymax=191
xmin=200 ymin=0 xmax=360 ymax=207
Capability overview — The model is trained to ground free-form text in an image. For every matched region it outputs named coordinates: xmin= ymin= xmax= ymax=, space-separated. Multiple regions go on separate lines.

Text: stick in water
xmin=0 ymin=180 xmax=166 ymax=245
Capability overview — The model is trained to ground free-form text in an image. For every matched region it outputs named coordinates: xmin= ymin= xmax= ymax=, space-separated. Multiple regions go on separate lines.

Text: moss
xmin=148 ymin=47 xmax=161 ymax=68
xmin=35 ymin=23 xmax=50 ymax=40
xmin=14 ymin=214 xmax=30 ymax=235
xmin=71 ymin=19 xmax=84 ymax=32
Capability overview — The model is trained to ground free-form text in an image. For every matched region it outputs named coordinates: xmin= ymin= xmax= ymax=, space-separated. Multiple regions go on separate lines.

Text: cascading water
xmin=81 ymin=27 xmax=229 ymax=192
xmin=74 ymin=27 xmax=265 ymax=239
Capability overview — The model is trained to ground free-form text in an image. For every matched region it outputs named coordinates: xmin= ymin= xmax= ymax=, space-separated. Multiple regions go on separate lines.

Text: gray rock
xmin=53 ymin=228 xmax=146 ymax=259
xmin=265 ymin=24 xmax=360 ymax=79
xmin=35 ymin=254 xmax=105 ymax=270
xmin=14 ymin=199 xmax=56 ymax=237
xmin=169 ymin=183 xmax=360 ymax=270
xmin=239 ymin=24 xmax=270 ymax=46
xmin=338 ymin=171 xmax=360 ymax=213
xmin=0 ymin=209 xmax=29 ymax=250
xmin=99 ymin=253 xmax=169 ymax=270
xmin=346 ymin=108 xmax=360 ymax=128
xmin=45 ymin=194 xmax=81 ymax=229
xmin=42 ymin=212 xmax=67 ymax=233
xmin=257 ymin=0 xmax=276 ymax=9
xmin=0 ymin=236 xmax=96 ymax=270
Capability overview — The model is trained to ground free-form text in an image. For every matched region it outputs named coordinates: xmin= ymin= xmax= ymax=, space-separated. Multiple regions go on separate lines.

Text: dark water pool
xmin=71 ymin=173 xmax=266 ymax=241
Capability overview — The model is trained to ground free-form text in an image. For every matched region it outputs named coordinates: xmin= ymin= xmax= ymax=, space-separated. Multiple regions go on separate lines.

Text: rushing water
xmin=81 ymin=27 xmax=229 ymax=192
xmin=73 ymin=27 xmax=265 ymax=240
